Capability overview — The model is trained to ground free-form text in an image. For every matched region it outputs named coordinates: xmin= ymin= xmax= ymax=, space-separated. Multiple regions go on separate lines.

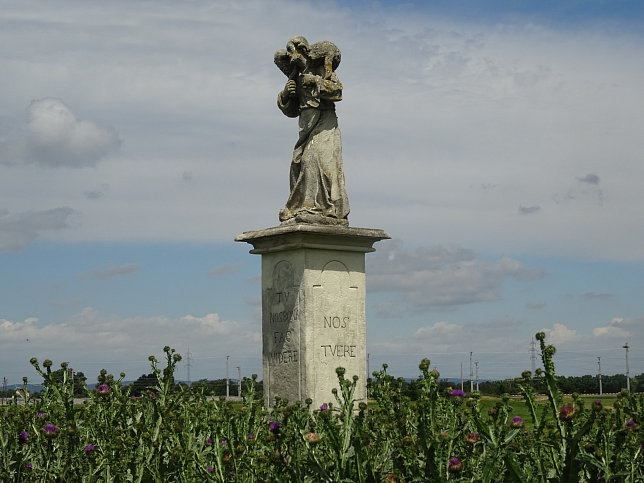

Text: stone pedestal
xmin=236 ymin=224 xmax=389 ymax=409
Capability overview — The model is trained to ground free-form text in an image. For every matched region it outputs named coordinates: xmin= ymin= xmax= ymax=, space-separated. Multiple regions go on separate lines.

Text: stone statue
xmin=274 ymin=36 xmax=350 ymax=225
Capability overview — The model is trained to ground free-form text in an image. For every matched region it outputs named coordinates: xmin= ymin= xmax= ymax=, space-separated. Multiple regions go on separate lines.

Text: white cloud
xmin=367 ymin=242 xmax=545 ymax=313
xmin=24 ymin=98 xmax=120 ymax=167
xmin=90 ymin=262 xmax=141 ymax=279
xmin=592 ymin=325 xmax=629 ymax=338
xmin=542 ymin=322 xmax=578 ymax=344
xmin=0 ymin=207 xmax=77 ymax=251
xmin=1 ymin=98 xmax=120 ymax=168
xmin=592 ymin=317 xmax=635 ymax=339
xmin=414 ymin=321 xmax=464 ymax=340
xmin=0 ymin=1 xmax=640 ymax=260
xmin=0 ymin=308 xmax=261 ymax=382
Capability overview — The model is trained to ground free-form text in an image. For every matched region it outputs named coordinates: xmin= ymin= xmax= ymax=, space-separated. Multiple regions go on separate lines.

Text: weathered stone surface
xmin=274 ymin=37 xmax=349 ymax=224
xmin=236 ymin=224 xmax=390 ymax=408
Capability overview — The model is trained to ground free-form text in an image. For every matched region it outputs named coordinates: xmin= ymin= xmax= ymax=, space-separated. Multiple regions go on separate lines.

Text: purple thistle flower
xmin=625 ymin=420 xmax=636 ymax=428
xmin=269 ymin=421 xmax=280 ymax=433
xmin=25 ymin=463 xmax=32 ymax=469
xmin=205 ymin=437 xmax=212 ymax=446
xmin=559 ymin=405 xmax=575 ymax=420
xmin=220 ymin=440 xmax=227 ymax=446
xmin=96 ymin=384 xmax=109 ymax=394
xmin=206 ymin=467 xmax=214 ymax=473
xmin=85 ymin=444 xmax=95 ymax=452
xmin=511 ymin=416 xmax=524 ymax=428
xmin=248 ymin=433 xmax=254 ymax=440
xmin=448 ymin=457 xmax=462 ymax=473
xmin=450 ymin=389 xmax=466 ymax=398
xmin=37 ymin=412 xmax=44 ymax=418
xmin=466 ymin=432 xmax=480 ymax=443
xmin=44 ymin=423 xmax=57 ymax=435
xmin=319 ymin=403 xmax=328 ymax=411
xmin=19 ymin=431 xmax=29 ymax=443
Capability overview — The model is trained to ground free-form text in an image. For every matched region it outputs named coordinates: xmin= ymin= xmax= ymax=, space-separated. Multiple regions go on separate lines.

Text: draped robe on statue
xmin=277 ymin=69 xmax=350 ymax=223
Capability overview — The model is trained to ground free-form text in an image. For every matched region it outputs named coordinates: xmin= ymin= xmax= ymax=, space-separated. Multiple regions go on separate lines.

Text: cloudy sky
xmin=2 ymin=0 xmax=643 ymax=387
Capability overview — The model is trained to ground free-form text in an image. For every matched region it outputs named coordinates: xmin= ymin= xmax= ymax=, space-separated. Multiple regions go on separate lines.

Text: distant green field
xmin=475 ymin=394 xmax=618 ymax=426
xmin=367 ymin=393 xmax=620 ymax=429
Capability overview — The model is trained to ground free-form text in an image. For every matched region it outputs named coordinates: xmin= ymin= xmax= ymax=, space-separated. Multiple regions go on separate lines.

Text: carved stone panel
xmin=263 ymin=259 xmax=302 ymax=403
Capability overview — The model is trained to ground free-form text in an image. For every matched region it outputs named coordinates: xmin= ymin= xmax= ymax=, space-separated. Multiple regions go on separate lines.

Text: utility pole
xmin=469 ymin=352 xmax=474 ymax=393
xmin=460 ymin=362 xmax=464 ymax=391
xmin=475 ymin=361 xmax=479 ymax=392
xmin=186 ymin=346 xmax=192 ymax=386
xmin=597 ymin=356 xmax=603 ymax=395
xmin=530 ymin=338 xmax=537 ymax=374
xmin=623 ymin=343 xmax=630 ymax=392
xmin=366 ymin=352 xmax=370 ymax=399
xmin=67 ymin=367 xmax=74 ymax=396
xmin=226 ymin=355 xmax=230 ymax=399
xmin=2 ymin=376 xmax=6 ymax=405
xmin=237 ymin=366 xmax=241 ymax=398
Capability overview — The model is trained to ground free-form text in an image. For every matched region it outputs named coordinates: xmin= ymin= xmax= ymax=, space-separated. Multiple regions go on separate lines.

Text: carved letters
xmin=265 ymin=261 xmax=299 ymax=367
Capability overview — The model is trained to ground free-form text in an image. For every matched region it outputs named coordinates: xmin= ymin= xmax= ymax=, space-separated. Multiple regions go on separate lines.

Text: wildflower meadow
xmin=1 ymin=334 xmax=642 ymax=482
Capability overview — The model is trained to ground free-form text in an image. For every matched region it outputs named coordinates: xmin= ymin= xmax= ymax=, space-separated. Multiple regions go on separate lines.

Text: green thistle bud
xmin=29 ymin=357 xmax=38 ymax=366
xmin=535 ymin=331 xmax=546 ymax=341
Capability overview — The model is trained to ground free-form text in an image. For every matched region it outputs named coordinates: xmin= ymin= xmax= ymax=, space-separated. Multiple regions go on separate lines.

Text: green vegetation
xmin=1 ymin=338 xmax=642 ymax=482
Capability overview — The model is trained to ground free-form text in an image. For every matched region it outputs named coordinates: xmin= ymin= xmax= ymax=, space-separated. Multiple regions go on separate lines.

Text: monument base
xmin=236 ymin=223 xmax=389 ymax=409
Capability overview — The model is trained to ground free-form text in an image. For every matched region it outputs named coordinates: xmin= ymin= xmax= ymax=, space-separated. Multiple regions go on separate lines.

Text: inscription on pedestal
xmin=312 ymin=260 xmax=363 ymax=401
xmin=264 ymin=260 xmax=302 ymax=402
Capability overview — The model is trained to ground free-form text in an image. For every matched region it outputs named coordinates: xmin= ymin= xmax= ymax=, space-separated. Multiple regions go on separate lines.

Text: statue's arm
xmin=277 ymin=80 xmax=300 ymax=118
xmin=301 ymin=73 xmax=342 ymax=102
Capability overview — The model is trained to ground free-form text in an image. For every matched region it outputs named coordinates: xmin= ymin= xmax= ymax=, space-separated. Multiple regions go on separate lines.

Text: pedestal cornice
xmin=235 ymin=224 xmax=391 ymax=254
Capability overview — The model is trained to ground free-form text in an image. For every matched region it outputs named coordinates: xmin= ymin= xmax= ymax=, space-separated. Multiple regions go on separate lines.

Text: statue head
xmin=275 ymin=36 xmax=310 ymax=77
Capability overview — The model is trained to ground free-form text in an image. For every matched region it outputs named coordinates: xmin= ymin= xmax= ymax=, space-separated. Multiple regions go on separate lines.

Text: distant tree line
xmin=6 ymin=370 xmax=639 ymax=400
xmin=44 ymin=368 xmax=89 ymax=397
xmin=398 ymin=373 xmax=644 ymax=398
xmin=126 ymin=374 xmax=264 ymax=398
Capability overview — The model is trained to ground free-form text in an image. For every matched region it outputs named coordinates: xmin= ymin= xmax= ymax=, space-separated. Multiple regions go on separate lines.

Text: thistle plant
xmin=1 ymin=344 xmax=642 ymax=482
